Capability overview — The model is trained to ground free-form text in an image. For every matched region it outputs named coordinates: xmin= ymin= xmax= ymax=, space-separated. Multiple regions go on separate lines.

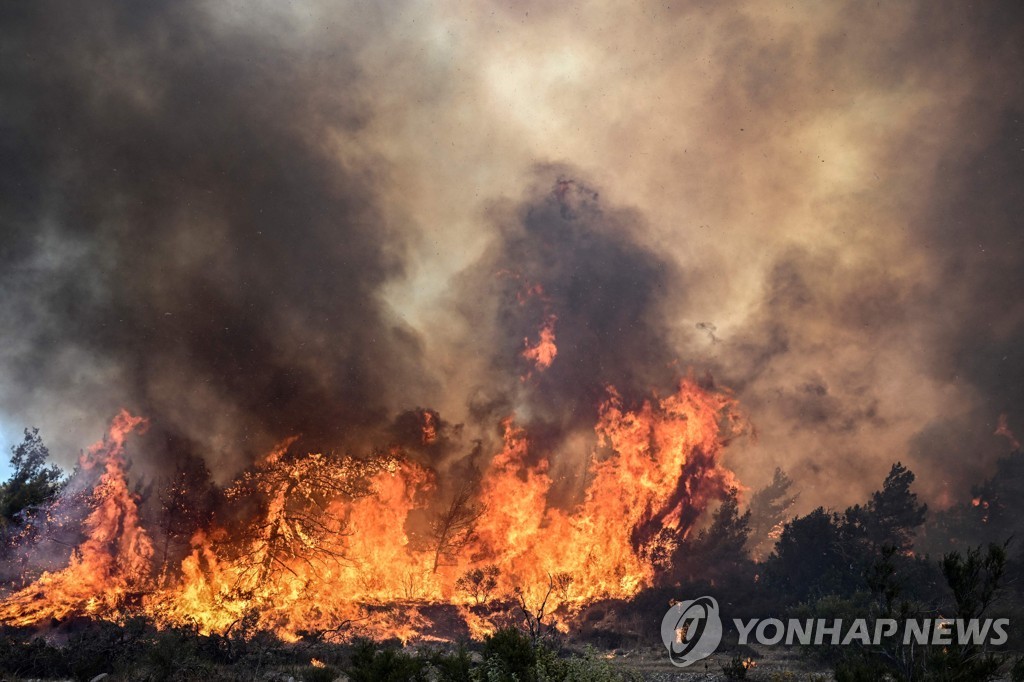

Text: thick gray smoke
xmin=0 ymin=1 xmax=1022 ymax=513
xmin=0 ymin=2 xmax=432 ymax=473
xmin=455 ymin=169 xmax=683 ymax=449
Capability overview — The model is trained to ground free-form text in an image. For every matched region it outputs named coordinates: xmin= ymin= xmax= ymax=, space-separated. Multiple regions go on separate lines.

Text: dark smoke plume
xmin=1 ymin=0 xmax=1023 ymax=515
xmin=454 ymin=167 xmax=689 ymax=477
xmin=0 ymin=3 xmax=430 ymax=473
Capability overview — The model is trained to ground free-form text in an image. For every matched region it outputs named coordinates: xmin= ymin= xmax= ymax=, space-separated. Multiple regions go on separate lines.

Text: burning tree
xmin=429 ymin=478 xmax=486 ymax=572
xmin=455 ymin=564 xmax=501 ymax=605
xmin=0 ymin=377 xmax=749 ymax=643
xmin=223 ymin=444 xmax=396 ymax=588
xmin=153 ymin=453 xmax=218 ymax=582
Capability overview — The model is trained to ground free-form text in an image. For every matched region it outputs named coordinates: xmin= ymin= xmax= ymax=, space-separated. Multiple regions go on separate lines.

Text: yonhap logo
xmin=659 ymin=595 xmax=1010 ymax=668
xmin=661 ymin=596 xmax=723 ymax=667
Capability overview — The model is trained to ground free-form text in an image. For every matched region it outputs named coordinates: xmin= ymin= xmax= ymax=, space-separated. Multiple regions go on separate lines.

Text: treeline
xmin=617 ymin=456 xmax=1024 ymax=680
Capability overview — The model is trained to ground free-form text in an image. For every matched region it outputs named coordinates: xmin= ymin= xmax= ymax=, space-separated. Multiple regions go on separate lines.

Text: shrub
xmin=294 ymin=662 xmax=340 ymax=682
xmin=720 ymin=653 xmax=755 ymax=680
xmin=534 ymin=646 xmax=640 ymax=682
xmin=481 ymin=627 xmax=536 ymax=681
xmin=346 ymin=638 xmax=426 ymax=682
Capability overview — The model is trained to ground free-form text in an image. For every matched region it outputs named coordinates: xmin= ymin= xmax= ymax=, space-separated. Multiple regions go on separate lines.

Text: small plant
xmin=296 ymin=660 xmax=341 ymax=682
xmin=457 ymin=565 xmax=501 ymax=605
xmin=482 ymin=626 xmax=536 ymax=680
xmin=764 ymin=673 xmax=796 ymax=682
xmin=721 ymin=653 xmax=755 ymax=680
xmin=346 ymin=638 xmax=425 ymax=682
xmin=552 ymin=572 xmax=575 ymax=602
xmin=535 ymin=645 xmax=641 ymax=682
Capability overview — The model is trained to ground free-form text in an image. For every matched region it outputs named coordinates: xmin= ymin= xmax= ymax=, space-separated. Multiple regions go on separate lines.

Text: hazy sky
xmin=1 ymin=1 xmax=1022 ymax=511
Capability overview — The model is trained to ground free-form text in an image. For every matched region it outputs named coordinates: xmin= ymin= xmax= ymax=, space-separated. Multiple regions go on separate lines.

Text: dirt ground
xmin=604 ymin=644 xmax=834 ymax=681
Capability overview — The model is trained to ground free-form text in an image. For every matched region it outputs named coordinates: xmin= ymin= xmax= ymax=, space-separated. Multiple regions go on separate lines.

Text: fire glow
xmin=0 ymin=379 xmax=744 ymax=643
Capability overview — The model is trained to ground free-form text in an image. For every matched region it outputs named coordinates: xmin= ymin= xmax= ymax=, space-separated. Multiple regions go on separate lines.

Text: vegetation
xmin=0 ymin=428 xmax=64 ymax=528
xmin=0 ymin=428 xmax=65 ymax=583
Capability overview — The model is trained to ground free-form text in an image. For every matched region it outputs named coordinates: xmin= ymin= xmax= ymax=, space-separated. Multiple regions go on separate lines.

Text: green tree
xmin=861 ymin=462 xmax=927 ymax=553
xmin=0 ymin=428 xmax=63 ymax=531
xmin=765 ymin=463 xmax=928 ymax=604
xmin=764 ymin=507 xmax=857 ymax=601
xmin=924 ymin=542 xmax=1007 ymax=681
xmin=0 ymin=429 xmax=65 ymax=583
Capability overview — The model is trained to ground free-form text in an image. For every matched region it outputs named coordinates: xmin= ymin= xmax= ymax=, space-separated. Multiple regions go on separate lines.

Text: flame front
xmin=1 ymin=380 xmax=743 ymax=641
xmin=0 ymin=410 xmax=152 ymax=626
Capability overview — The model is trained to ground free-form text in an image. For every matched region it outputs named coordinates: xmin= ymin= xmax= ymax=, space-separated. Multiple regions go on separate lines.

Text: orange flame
xmin=995 ymin=413 xmax=1020 ymax=451
xmin=1 ymin=380 xmax=744 ymax=642
xmin=522 ymin=314 xmax=558 ymax=371
xmin=0 ymin=410 xmax=151 ymax=626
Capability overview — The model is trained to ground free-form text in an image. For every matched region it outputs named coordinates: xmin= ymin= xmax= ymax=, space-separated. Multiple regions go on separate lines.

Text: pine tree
xmin=745 ymin=467 xmax=798 ymax=560
xmin=0 ymin=428 xmax=64 ymax=529
xmin=670 ymin=487 xmax=752 ymax=584
xmin=863 ymin=462 xmax=927 ymax=553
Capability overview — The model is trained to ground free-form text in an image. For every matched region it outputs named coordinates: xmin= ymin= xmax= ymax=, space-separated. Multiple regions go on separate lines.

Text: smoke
xmin=683 ymin=3 xmax=1024 ymax=506
xmin=1 ymin=1 xmax=1023 ymax=511
xmin=0 ymin=2 xmax=434 ymax=474
xmin=456 ymin=169 xmax=681 ymax=435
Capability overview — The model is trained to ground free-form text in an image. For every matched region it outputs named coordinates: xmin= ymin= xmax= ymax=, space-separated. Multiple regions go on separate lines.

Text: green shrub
xmin=423 ymin=645 xmax=474 ymax=682
xmin=294 ymin=662 xmax=340 ymax=682
xmin=481 ymin=627 xmax=537 ymax=681
xmin=534 ymin=646 xmax=640 ymax=682
xmin=721 ymin=653 xmax=755 ymax=680
xmin=346 ymin=638 xmax=426 ymax=682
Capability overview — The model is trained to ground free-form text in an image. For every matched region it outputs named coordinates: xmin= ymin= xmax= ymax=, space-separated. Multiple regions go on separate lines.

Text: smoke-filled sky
xmin=1 ymin=1 xmax=1022 ymax=511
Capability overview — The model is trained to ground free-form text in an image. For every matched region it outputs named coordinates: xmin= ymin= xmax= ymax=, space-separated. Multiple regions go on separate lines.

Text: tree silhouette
xmin=154 ymin=454 xmax=217 ymax=580
xmin=665 ymin=487 xmax=751 ymax=585
xmin=429 ymin=479 xmax=485 ymax=572
xmin=861 ymin=462 xmax=928 ymax=553
xmin=745 ymin=467 xmax=798 ymax=560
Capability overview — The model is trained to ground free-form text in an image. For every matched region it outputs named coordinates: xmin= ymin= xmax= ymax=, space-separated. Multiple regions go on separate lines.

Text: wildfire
xmin=0 ymin=410 xmax=152 ymax=626
xmin=0 ymin=380 xmax=744 ymax=642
